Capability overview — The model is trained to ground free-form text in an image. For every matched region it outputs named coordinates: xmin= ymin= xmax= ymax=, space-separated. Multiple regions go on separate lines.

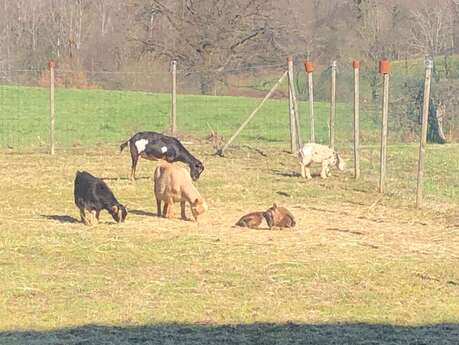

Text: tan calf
xmin=154 ymin=163 xmax=208 ymax=221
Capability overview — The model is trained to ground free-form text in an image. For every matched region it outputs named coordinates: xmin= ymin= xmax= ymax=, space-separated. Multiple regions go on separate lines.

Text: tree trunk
xmin=199 ymin=49 xmax=214 ymax=95
xmin=199 ymin=71 xmax=213 ymax=95
xmin=453 ymin=3 xmax=459 ymax=54
xmin=427 ymin=99 xmax=447 ymax=144
xmin=4 ymin=0 xmax=10 ymax=71
xmin=369 ymin=71 xmax=379 ymax=102
xmin=434 ymin=102 xmax=447 ymax=143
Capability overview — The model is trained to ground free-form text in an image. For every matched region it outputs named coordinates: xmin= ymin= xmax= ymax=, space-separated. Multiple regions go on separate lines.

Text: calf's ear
xmin=264 ymin=211 xmax=274 ymax=228
xmin=111 ymin=205 xmax=119 ymax=214
xmin=120 ymin=205 xmax=128 ymax=222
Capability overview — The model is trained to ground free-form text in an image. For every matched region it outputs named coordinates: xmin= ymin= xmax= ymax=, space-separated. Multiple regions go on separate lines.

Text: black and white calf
xmin=120 ymin=131 xmax=204 ymax=181
xmin=74 ymin=171 xmax=127 ymax=225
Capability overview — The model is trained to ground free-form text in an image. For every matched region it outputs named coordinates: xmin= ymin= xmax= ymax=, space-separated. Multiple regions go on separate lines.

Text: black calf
xmin=120 ymin=131 xmax=204 ymax=181
xmin=74 ymin=171 xmax=127 ymax=225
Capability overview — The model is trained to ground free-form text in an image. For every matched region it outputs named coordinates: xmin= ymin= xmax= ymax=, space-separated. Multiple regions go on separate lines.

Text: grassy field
xmin=0 ymin=141 xmax=458 ymax=344
xmin=2 ymin=54 xmax=458 ymax=149
xmin=0 ymin=83 xmax=458 ymax=344
xmin=0 ymin=82 xmax=394 ymax=149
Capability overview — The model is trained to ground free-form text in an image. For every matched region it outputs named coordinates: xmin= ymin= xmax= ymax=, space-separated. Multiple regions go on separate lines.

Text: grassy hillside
xmin=2 ymin=55 xmax=458 ymax=149
xmin=1 ymin=83 xmax=383 ymax=149
xmin=2 ymin=55 xmax=458 ymax=148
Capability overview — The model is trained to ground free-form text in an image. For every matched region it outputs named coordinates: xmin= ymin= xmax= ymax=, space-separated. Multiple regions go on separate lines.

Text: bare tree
xmin=131 ymin=0 xmax=283 ymax=94
xmin=450 ymin=0 xmax=459 ymax=54
xmin=0 ymin=0 xmax=457 ymax=93
xmin=409 ymin=0 xmax=452 ymax=59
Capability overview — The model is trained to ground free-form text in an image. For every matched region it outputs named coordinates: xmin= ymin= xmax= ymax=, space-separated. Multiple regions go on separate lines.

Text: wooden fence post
xmin=416 ymin=57 xmax=433 ymax=209
xmin=353 ymin=60 xmax=360 ymax=179
xmin=217 ymin=71 xmax=288 ymax=156
xmin=379 ymin=59 xmax=390 ymax=193
xmin=329 ymin=60 xmax=336 ymax=149
xmin=48 ymin=60 xmax=55 ymax=155
xmin=287 ymin=57 xmax=297 ymax=153
xmin=304 ymin=61 xmax=315 ymax=143
xmin=171 ymin=60 xmax=177 ymax=136
xmin=288 ymin=57 xmax=301 ymax=152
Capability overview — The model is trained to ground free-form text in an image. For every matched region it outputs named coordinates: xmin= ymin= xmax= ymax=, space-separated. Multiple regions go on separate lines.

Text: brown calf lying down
xmin=236 ymin=203 xmax=296 ymax=229
xmin=235 ymin=211 xmax=274 ymax=229
xmin=154 ymin=163 xmax=208 ymax=221
xmin=267 ymin=203 xmax=296 ymax=228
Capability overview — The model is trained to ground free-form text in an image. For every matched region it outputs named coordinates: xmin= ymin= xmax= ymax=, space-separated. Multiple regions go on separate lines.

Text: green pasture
xmin=0 ymin=83 xmax=386 ymax=149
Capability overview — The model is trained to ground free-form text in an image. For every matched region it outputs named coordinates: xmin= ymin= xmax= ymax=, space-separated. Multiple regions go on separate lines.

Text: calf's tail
xmin=120 ymin=140 xmax=129 ymax=153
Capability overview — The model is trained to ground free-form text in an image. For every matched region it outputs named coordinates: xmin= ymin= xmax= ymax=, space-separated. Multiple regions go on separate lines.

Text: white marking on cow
xmin=161 ymin=146 xmax=168 ymax=153
xmin=303 ymin=146 xmax=313 ymax=155
xmin=299 ymin=145 xmax=313 ymax=164
xmin=135 ymin=139 xmax=148 ymax=153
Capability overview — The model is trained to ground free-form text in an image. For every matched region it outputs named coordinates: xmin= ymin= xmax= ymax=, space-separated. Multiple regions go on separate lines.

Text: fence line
xmin=287 ymin=57 xmax=301 ymax=153
xmin=0 ymin=58 xmax=458 ymax=208
xmin=353 ymin=60 xmax=360 ymax=180
xmin=171 ymin=60 xmax=177 ymax=136
xmin=0 ymin=59 xmax=457 ymax=150
xmin=0 ymin=63 xmax=286 ymax=77
xmin=416 ymin=58 xmax=433 ymax=209
xmin=379 ymin=60 xmax=390 ymax=194
xmin=305 ymin=61 xmax=315 ymax=143
xmin=329 ymin=60 xmax=336 ymax=150
xmin=49 ymin=60 xmax=55 ymax=155
xmin=218 ymin=70 xmax=288 ymax=156
xmin=287 ymin=57 xmax=298 ymax=153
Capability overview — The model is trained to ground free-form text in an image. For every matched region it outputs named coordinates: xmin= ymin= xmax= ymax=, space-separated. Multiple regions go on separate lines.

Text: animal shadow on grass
xmin=326 ymin=227 xmax=365 ymax=236
xmin=276 ymin=191 xmax=291 ymax=197
xmin=100 ymin=176 xmax=150 ymax=181
xmin=271 ymin=169 xmax=326 ymax=178
xmin=231 ymin=225 xmax=272 ymax=231
xmin=129 ymin=209 xmax=157 ymax=217
xmin=1 ymin=322 xmax=457 ymax=345
xmin=42 ymin=215 xmax=119 ymax=225
xmin=41 ymin=215 xmax=80 ymax=224
xmin=271 ymin=169 xmax=301 ymax=178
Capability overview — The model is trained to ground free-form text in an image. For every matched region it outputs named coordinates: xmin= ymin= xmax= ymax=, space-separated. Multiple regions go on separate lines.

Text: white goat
xmin=298 ymin=143 xmax=345 ymax=179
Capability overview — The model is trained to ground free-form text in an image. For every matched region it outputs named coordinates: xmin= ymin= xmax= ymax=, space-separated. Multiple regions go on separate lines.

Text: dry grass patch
xmin=0 ymin=144 xmax=458 ymax=344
